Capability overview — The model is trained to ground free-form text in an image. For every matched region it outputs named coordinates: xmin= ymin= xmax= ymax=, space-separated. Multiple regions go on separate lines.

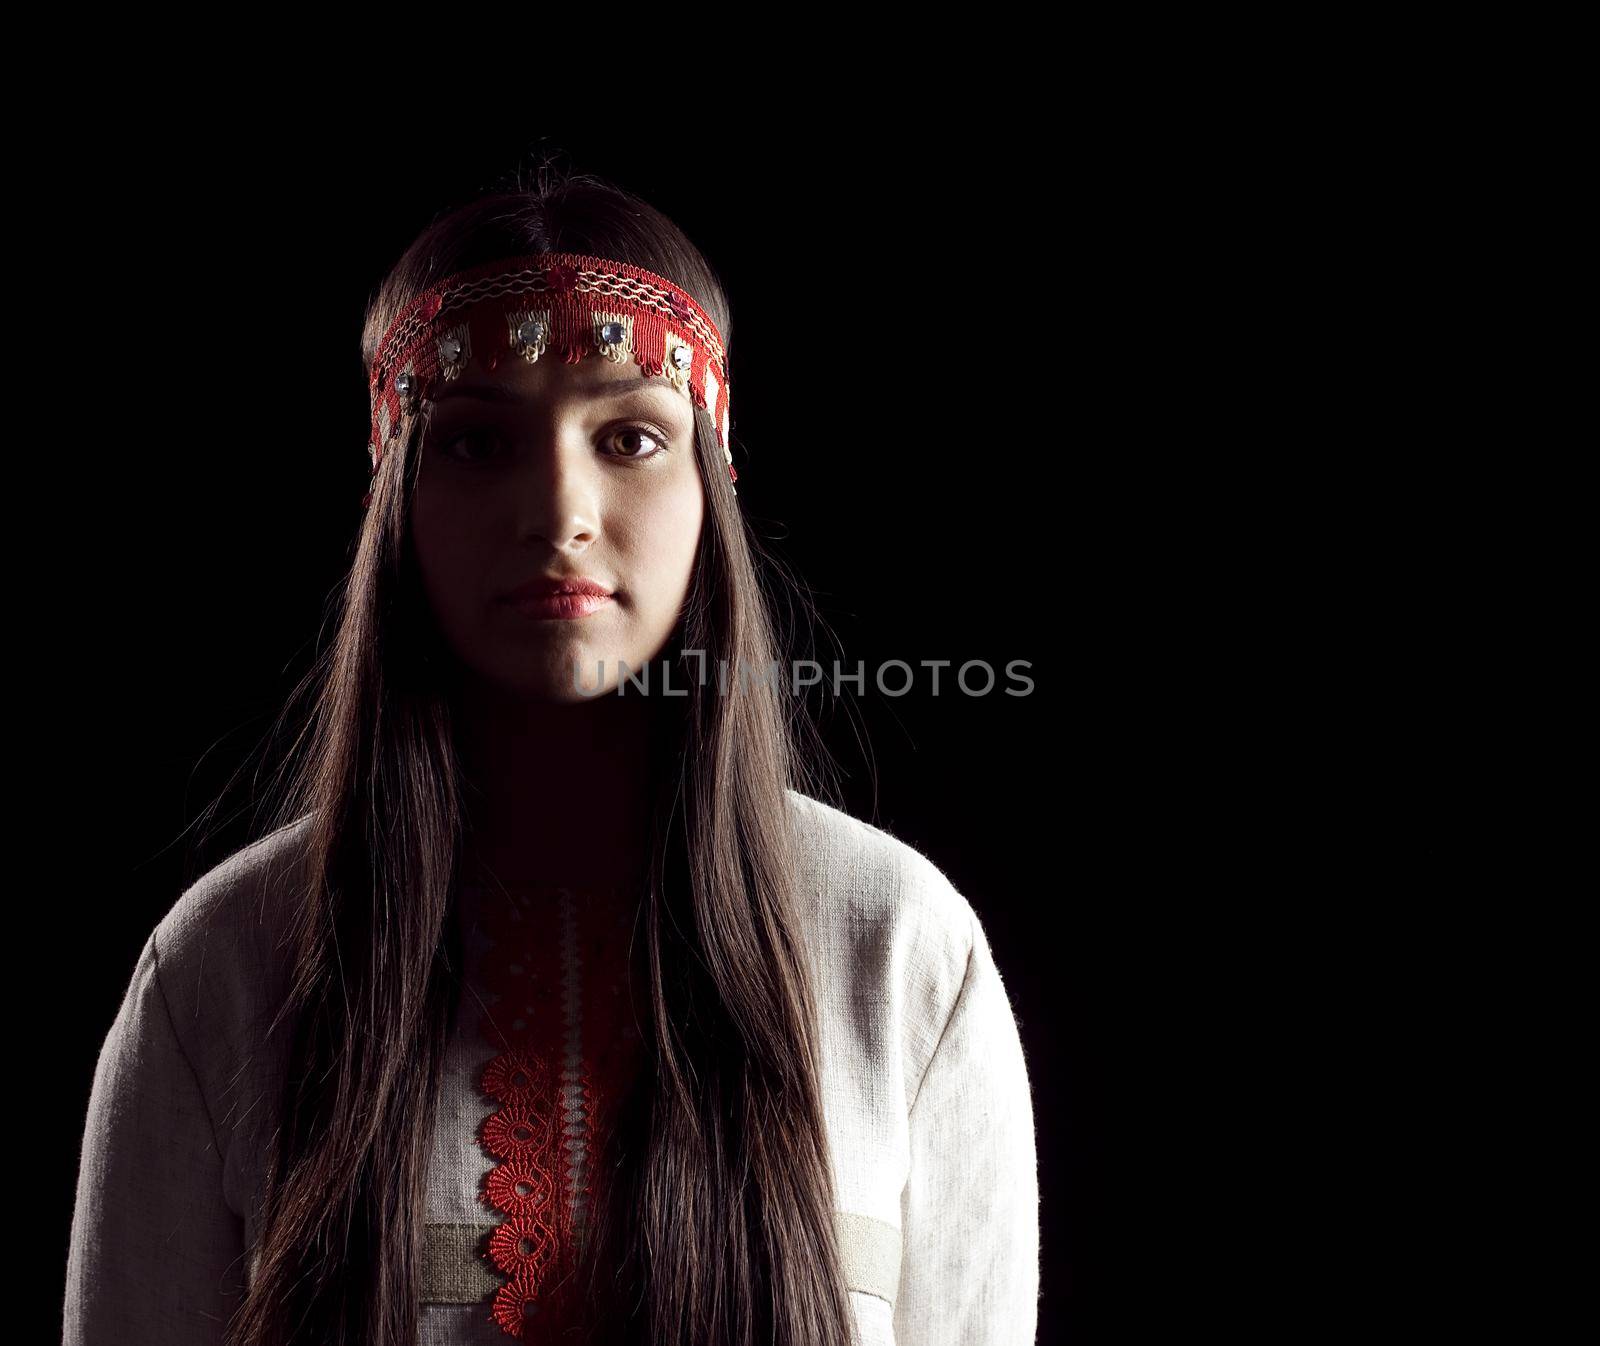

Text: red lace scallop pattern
xmin=468 ymin=882 xmax=643 ymax=1342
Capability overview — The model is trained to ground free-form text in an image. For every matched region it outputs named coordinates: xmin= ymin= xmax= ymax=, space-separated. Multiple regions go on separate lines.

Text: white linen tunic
xmin=63 ymin=790 xmax=1041 ymax=1345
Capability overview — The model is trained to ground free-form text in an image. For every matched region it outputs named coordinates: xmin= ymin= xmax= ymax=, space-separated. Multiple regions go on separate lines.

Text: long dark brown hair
xmin=213 ymin=165 xmax=855 ymax=1345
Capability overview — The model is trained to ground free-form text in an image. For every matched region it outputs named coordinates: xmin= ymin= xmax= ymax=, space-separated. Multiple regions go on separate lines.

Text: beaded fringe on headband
xmin=364 ymin=251 xmax=735 ymax=507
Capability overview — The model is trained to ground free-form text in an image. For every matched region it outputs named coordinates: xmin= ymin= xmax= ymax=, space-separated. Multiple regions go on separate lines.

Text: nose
xmin=511 ymin=423 xmax=602 ymax=552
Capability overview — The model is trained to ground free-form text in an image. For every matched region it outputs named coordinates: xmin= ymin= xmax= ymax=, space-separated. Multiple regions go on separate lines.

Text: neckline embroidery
xmin=465 ymin=882 xmax=644 ymax=1340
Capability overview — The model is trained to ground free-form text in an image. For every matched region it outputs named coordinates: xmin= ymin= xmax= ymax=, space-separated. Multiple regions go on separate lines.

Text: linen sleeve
xmin=63 ymin=930 xmax=249 ymax=1345
xmin=894 ymin=913 xmax=1041 ymax=1345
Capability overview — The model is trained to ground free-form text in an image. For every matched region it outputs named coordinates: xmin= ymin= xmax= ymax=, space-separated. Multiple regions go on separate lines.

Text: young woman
xmin=64 ymin=172 xmax=1040 ymax=1346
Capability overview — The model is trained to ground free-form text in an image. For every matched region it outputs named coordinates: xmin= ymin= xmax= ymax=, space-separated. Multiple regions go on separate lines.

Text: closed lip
xmin=499 ymin=575 xmax=614 ymax=602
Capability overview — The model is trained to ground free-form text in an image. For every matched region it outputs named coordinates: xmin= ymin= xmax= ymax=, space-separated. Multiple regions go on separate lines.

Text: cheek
xmin=409 ymin=483 xmax=480 ymax=622
xmin=636 ymin=475 xmax=704 ymax=592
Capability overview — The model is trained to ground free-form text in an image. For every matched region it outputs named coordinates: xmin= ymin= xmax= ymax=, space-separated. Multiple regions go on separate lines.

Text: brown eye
xmin=438 ymin=428 xmax=502 ymax=463
xmin=604 ymin=425 xmax=668 ymax=460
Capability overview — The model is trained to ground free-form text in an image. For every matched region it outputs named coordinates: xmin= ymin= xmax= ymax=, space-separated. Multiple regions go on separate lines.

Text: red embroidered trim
xmin=468 ymin=883 xmax=643 ymax=1342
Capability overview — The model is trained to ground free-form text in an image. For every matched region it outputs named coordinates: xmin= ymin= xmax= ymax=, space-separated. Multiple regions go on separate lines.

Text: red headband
xmin=364 ymin=250 xmax=735 ymax=507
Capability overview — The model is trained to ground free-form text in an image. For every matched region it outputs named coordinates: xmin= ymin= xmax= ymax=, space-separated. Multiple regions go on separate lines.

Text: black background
xmin=34 ymin=106 xmax=1224 ymax=1343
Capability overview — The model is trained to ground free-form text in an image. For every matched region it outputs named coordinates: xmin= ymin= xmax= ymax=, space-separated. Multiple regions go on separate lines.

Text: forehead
xmin=428 ymin=353 xmax=686 ymax=409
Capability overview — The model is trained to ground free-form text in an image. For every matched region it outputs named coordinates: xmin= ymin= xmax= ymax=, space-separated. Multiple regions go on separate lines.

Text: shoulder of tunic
xmin=786 ymin=787 xmax=977 ymax=954
xmin=784 ymin=788 xmax=983 ymax=1105
xmin=149 ymin=813 xmax=314 ymax=1014
xmin=144 ymin=815 xmax=315 ymax=1131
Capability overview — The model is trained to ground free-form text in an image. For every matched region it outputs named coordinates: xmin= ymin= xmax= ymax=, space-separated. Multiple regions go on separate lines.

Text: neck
xmin=454 ymin=676 xmax=660 ymax=893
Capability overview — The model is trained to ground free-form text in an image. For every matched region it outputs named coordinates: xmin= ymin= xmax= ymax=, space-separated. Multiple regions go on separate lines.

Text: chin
xmin=476 ymin=646 xmax=655 ymax=702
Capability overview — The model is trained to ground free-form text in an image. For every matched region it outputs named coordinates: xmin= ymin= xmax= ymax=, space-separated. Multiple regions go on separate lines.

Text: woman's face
xmin=409 ymin=353 xmax=706 ymax=702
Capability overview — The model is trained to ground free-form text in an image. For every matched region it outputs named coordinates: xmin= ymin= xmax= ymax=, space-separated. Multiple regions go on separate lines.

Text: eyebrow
xmin=428 ymin=376 xmax=678 ymax=405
